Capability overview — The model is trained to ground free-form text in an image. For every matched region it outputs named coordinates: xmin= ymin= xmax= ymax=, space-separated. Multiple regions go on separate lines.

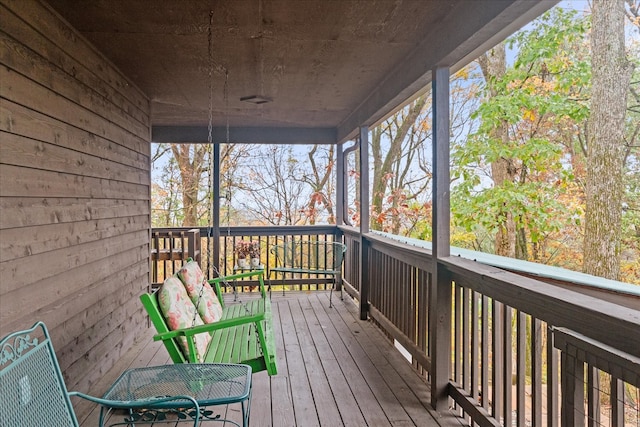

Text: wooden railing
xmin=340 ymin=226 xmax=640 ymax=427
xmin=151 ymin=225 xmax=343 ymax=293
xmin=150 ymin=225 xmax=640 ymax=425
xmin=553 ymin=327 xmax=640 ymax=426
xmin=151 ymin=228 xmax=201 ymax=286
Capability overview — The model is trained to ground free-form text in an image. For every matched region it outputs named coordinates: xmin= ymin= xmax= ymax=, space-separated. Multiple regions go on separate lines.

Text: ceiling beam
xmin=152 ymin=126 xmax=337 ymax=144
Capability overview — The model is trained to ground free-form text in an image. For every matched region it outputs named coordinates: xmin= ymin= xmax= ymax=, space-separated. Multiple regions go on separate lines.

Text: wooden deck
xmin=75 ymin=291 xmax=452 ymax=426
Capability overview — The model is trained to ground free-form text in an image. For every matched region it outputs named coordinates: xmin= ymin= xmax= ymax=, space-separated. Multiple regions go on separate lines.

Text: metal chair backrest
xmin=0 ymin=322 xmax=79 ymax=427
xmin=270 ymin=240 xmax=346 ymax=273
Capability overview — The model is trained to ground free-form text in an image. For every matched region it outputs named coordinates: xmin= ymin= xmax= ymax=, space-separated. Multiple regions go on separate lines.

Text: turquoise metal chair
xmin=269 ymin=240 xmax=347 ymax=307
xmin=0 ymin=322 xmax=200 ymax=427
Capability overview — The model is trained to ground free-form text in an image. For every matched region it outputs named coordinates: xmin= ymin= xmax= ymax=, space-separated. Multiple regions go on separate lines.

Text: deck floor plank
xmin=326 ymin=292 xmax=439 ymax=426
xmin=266 ymin=299 xmax=296 ymax=426
xmin=300 ymin=295 xmax=388 ymax=426
xmin=289 ymin=297 xmax=345 ymax=426
xmin=78 ymin=291 xmax=451 ymax=426
xmin=278 ymin=296 xmax=321 ymax=427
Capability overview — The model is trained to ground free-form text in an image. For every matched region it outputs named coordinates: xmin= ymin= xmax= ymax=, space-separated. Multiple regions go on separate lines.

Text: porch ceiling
xmin=47 ymin=0 xmax=556 ymax=144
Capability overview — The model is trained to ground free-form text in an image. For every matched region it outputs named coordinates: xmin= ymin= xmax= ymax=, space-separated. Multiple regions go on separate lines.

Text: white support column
xmin=430 ymin=66 xmax=452 ymax=411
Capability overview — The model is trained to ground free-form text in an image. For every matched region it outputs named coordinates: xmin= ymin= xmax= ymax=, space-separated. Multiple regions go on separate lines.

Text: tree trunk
xmin=171 ymin=144 xmax=207 ymax=227
xmin=478 ymin=44 xmax=517 ymax=257
xmin=583 ymin=0 xmax=632 ymax=280
xmin=306 ymin=145 xmax=335 ymax=224
xmin=370 ymin=95 xmax=428 ymax=231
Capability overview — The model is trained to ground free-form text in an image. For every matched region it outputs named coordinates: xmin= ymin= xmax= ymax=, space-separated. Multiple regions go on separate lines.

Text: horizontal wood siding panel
xmin=1 ymin=249 xmax=149 ymax=335
xmin=1 ymin=101 xmax=148 ymax=170
xmin=0 ymin=20 xmax=148 ymax=126
xmin=0 ymin=197 xmax=149 ymax=229
xmin=1 ymin=66 xmax=149 ymax=154
xmin=0 ymin=0 xmax=148 ymax=114
xmin=0 ymin=214 xmax=149 ymax=259
xmin=0 ymin=29 xmax=149 ymax=138
xmin=0 ymin=229 xmax=149 ymax=297
xmin=0 ymin=0 xmax=151 ymax=395
xmin=57 ymin=270 xmax=148 ymax=387
xmin=1 ymin=132 xmax=150 ymax=185
xmin=0 ymin=164 xmax=149 ymax=199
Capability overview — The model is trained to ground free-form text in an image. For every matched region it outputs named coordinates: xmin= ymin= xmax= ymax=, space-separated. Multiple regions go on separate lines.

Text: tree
xmin=151 ymin=143 xmax=182 ymax=226
xmin=476 ymin=43 xmax=518 ymax=257
xmin=583 ymin=0 xmax=633 ymax=280
xmin=234 ymin=145 xmax=311 ymax=225
xmin=151 ymin=142 xmax=246 ymax=228
xmin=170 ymin=143 xmax=209 ymax=226
xmin=453 ymin=8 xmax=590 ymax=262
xmin=370 ymin=94 xmax=433 ymax=234
xmin=303 ymin=145 xmax=336 ymax=224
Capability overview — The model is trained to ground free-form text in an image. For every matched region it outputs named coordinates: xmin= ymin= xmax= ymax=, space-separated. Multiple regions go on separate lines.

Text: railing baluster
xmin=561 ymin=350 xmax=586 ymax=427
xmin=463 ymin=286 xmax=471 ymax=393
xmin=517 ymin=311 xmax=526 ymax=427
xmin=611 ymin=376 xmax=624 ymax=427
xmin=503 ymin=305 xmax=512 ymax=427
xmin=455 ymin=283 xmax=462 ymax=394
xmin=547 ymin=326 xmax=559 ymax=427
xmin=492 ymin=299 xmax=503 ymax=420
xmin=587 ymin=364 xmax=600 ymax=427
xmin=471 ymin=291 xmax=480 ymax=407
xmin=531 ymin=317 xmax=543 ymax=426
xmin=482 ymin=295 xmax=489 ymax=412
xmin=452 ymin=283 xmax=460 ymax=414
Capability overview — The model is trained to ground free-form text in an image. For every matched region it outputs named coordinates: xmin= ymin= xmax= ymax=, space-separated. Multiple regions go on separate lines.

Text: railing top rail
xmin=441 ymin=255 xmax=640 ymax=358
xmin=153 ymin=225 xmax=340 ymax=236
xmin=553 ymin=327 xmax=640 ymax=387
xmin=338 ymin=225 xmax=640 ymax=297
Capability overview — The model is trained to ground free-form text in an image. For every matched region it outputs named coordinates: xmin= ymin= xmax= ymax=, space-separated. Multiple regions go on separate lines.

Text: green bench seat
xmin=140 ymin=270 xmax=277 ymax=376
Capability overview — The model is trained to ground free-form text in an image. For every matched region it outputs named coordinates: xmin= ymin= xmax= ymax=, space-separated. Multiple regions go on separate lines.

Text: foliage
xmin=235 ymin=240 xmax=260 ymax=258
xmin=150 ymin=3 xmax=640 ymax=284
xmin=452 ymin=8 xmax=591 ymax=262
xmin=232 ymin=145 xmax=334 ymax=225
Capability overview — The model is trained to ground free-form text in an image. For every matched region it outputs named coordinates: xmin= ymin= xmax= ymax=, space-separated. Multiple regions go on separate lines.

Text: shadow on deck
xmin=76 ymin=291 xmax=457 ymax=426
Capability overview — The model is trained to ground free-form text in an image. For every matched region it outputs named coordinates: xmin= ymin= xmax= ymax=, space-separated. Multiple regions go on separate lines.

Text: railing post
xmin=430 ymin=66 xmax=452 ymax=411
xmin=359 ymin=126 xmax=370 ymax=320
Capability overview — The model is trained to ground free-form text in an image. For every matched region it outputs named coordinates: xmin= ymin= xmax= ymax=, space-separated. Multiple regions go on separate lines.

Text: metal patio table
xmin=99 ymin=363 xmax=252 ymax=426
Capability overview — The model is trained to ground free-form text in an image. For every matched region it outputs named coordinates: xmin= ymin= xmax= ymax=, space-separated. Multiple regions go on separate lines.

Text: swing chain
xmin=191 ymin=10 xmax=216 ymax=327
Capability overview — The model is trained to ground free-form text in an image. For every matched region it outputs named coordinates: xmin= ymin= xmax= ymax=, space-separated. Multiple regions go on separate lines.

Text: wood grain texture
xmin=1 ymin=132 xmax=149 ymax=185
xmin=0 ymin=67 xmax=149 ymax=152
xmin=0 ymin=0 xmax=151 ymax=399
xmin=1 ymin=101 xmax=148 ymax=170
xmin=78 ymin=292 xmax=449 ymax=427
xmin=0 ymin=30 xmax=149 ymax=138
xmin=0 ymin=197 xmax=149 ymax=229
xmin=1 ymin=0 xmax=148 ymax=112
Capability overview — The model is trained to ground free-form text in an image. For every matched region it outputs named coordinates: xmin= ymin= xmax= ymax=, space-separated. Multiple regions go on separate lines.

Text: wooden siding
xmin=0 ymin=0 xmax=151 ymax=394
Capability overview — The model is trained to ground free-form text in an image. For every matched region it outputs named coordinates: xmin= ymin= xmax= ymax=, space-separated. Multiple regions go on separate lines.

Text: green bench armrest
xmin=208 ymin=270 xmax=268 ymax=303
xmin=153 ymin=302 xmax=267 ymax=342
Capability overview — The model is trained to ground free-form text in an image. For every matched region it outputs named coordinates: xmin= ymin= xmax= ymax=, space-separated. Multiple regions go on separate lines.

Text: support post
xmin=336 ymin=142 xmax=345 ymax=226
xmin=342 ymin=141 xmax=359 ymax=227
xmin=212 ymin=143 xmax=221 ymax=275
xmin=430 ymin=66 xmax=452 ymax=411
xmin=359 ymin=126 xmax=370 ymax=320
